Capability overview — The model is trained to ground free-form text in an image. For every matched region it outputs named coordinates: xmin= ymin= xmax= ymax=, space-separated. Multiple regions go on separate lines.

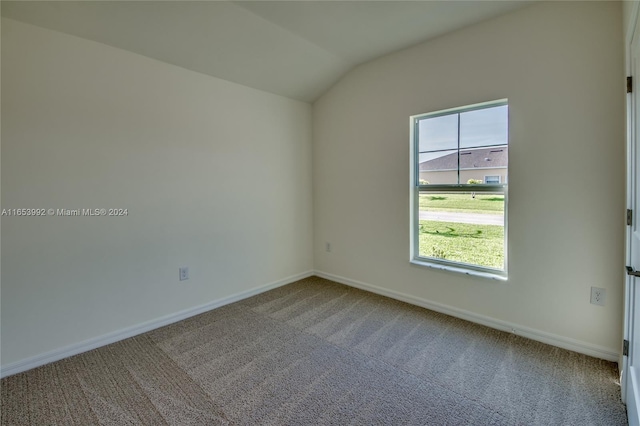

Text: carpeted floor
xmin=1 ymin=276 xmax=628 ymax=425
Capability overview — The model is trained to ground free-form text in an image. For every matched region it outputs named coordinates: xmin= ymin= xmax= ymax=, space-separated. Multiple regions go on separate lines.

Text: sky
xmin=418 ymin=104 xmax=508 ymax=162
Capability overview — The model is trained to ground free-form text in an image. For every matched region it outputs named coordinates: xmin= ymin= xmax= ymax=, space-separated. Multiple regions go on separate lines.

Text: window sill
xmin=410 ymin=259 xmax=508 ymax=281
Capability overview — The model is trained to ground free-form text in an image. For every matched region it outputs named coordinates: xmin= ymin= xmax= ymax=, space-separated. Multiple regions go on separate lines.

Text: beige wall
xmin=1 ymin=18 xmax=313 ymax=366
xmin=0 ymin=2 xmax=627 ymax=369
xmin=313 ymin=2 xmax=625 ymax=355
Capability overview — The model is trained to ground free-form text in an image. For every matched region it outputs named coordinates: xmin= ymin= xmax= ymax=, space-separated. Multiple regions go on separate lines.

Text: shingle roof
xmin=419 ymin=146 xmax=508 ymax=171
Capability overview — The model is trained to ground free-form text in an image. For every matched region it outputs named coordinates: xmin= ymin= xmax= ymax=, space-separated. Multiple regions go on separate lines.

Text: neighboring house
xmin=419 ymin=146 xmax=508 ymax=184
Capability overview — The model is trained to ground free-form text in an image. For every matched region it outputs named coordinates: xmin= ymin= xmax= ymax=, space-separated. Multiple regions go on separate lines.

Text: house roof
xmin=419 ymin=146 xmax=508 ymax=171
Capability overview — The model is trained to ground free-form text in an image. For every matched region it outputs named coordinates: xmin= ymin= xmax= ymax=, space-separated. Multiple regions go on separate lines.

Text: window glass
xmin=419 ymin=150 xmax=458 ymax=185
xmin=418 ymin=191 xmax=505 ymax=270
xmin=460 ymin=105 xmax=508 ymax=149
xmin=412 ymin=100 xmax=508 ymax=277
xmin=418 ymin=114 xmax=458 ymax=152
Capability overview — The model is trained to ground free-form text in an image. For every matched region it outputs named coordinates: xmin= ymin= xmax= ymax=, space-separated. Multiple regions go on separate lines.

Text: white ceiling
xmin=1 ymin=1 xmax=532 ymax=102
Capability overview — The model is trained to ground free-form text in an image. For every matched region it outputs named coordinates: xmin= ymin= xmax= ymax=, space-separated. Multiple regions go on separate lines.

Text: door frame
xmin=623 ymin=0 xmax=640 ymax=407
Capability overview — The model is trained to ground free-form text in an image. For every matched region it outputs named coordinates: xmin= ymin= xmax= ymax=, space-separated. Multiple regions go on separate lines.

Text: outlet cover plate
xmin=590 ymin=287 xmax=606 ymax=306
xmin=179 ymin=267 xmax=189 ymax=281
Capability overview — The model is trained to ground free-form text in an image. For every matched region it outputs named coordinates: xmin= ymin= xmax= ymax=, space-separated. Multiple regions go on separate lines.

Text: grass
xmin=418 ymin=220 xmax=504 ymax=269
xmin=419 ymin=193 xmax=504 ymax=215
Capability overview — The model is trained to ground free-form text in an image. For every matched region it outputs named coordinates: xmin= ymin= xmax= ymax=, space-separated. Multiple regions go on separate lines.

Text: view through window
xmin=411 ymin=100 xmax=508 ymax=276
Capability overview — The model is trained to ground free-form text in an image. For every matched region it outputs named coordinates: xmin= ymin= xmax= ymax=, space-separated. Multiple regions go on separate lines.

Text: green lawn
xmin=418 ymin=220 xmax=504 ymax=269
xmin=419 ymin=193 xmax=504 ymax=215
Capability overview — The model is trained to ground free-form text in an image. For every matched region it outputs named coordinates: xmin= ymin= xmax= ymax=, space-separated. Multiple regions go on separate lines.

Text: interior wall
xmin=1 ymin=18 xmax=313 ymax=366
xmin=313 ymin=1 xmax=625 ymax=355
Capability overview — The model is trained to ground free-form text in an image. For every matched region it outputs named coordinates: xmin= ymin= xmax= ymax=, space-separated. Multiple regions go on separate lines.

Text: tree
xmin=467 ymin=179 xmax=482 ymax=198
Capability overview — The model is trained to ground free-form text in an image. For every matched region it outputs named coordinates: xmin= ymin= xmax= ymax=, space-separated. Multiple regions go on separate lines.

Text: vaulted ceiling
xmin=1 ymin=1 xmax=532 ymax=102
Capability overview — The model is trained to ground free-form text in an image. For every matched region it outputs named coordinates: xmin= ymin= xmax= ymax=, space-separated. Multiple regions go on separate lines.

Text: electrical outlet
xmin=179 ymin=267 xmax=189 ymax=281
xmin=325 ymin=242 xmax=331 ymax=252
xmin=590 ymin=287 xmax=606 ymax=306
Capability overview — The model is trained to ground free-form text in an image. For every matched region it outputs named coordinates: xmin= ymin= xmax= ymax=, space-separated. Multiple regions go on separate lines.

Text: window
xmin=410 ymin=100 xmax=508 ymax=278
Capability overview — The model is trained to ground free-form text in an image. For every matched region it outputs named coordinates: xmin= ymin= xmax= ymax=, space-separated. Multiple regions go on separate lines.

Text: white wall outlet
xmin=179 ymin=267 xmax=189 ymax=281
xmin=590 ymin=287 xmax=606 ymax=306
xmin=325 ymin=242 xmax=331 ymax=252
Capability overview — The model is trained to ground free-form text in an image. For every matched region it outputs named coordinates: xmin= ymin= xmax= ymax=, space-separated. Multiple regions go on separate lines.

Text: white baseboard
xmin=0 ymin=270 xmax=314 ymax=378
xmin=2 ymin=269 xmax=618 ymax=378
xmin=314 ymin=270 xmax=620 ymax=362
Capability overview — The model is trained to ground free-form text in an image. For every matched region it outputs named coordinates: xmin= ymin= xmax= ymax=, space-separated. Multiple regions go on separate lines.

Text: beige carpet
xmin=1 ymin=276 xmax=628 ymax=425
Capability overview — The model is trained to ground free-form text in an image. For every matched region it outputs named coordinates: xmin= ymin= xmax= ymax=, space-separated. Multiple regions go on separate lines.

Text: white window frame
xmin=484 ymin=175 xmax=501 ymax=184
xmin=409 ymin=99 xmax=508 ymax=280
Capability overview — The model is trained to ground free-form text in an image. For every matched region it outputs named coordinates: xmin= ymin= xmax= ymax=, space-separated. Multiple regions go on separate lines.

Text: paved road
xmin=419 ymin=211 xmax=504 ymax=226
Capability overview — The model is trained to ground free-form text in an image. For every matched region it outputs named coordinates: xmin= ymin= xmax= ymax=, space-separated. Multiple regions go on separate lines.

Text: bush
xmin=467 ymin=179 xmax=483 ymax=184
xmin=419 ymin=179 xmax=429 ymax=185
